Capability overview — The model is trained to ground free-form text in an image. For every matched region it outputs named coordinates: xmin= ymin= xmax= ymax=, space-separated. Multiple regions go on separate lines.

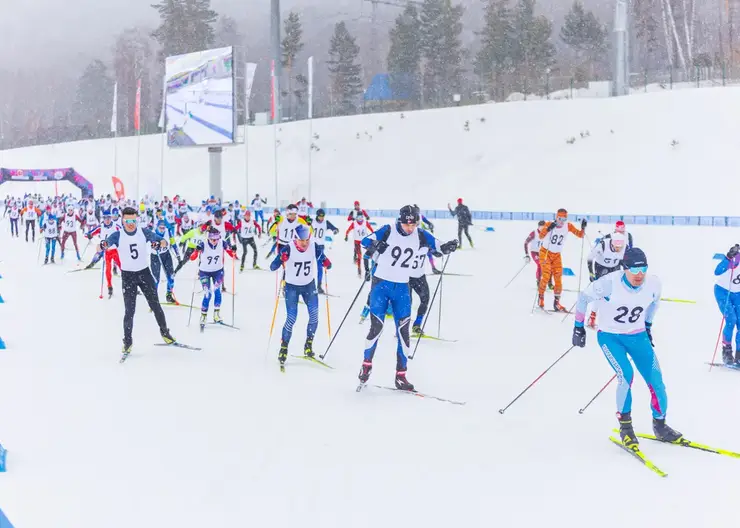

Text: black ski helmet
xmin=316 ymin=208 xmax=325 ymax=217
xmin=398 ymin=205 xmax=419 ymax=225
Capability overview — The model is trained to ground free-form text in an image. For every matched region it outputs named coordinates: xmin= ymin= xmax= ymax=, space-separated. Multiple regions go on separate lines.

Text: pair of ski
xmin=356 ymin=383 xmax=466 ymax=406
xmin=120 ymin=341 xmax=202 ymax=363
xmin=610 ymin=430 xmax=740 ymax=477
xmin=536 ymin=307 xmax=573 ymax=315
xmin=279 ymin=355 xmax=334 ymax=373
xmin=412 ymin=333 xmax=458 ymax=343
xmin=706 ymin=362 xmax=740 ymax=371
xmin=200 ymin=320 xmax=239 ymax=332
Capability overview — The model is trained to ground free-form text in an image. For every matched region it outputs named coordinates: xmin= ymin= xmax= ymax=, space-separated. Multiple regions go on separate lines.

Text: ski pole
xmin=578 ymin=374 xmax=616 ymax=414
xmin=98 ymin=257 xmax=106 ymax=299
xmin=497 ymin=345 xmax=576 ymax=414
xmin=710 ymin=262 xmax=735 ymax=370
xmin=320 ymin=267 xmax=371 ymax=361
xmin=264 ymin=269 xmax=283 ymax=360
xmin=80 ymin=237 xmax=93 ymax=260
xmin=231 ymin=254 xmax=236 ymax=326
xmin=187 ymin=272 xmax=199 ymax=327
xmin=409 ymin=255 xmax=451 ymax=360
xmin=437 ymin=258 xmax=443 ymax=338
xmin=504 ymin=259 xmax=529 ymax=289
xmin=325 ymin=270 xmax=332 ymax=337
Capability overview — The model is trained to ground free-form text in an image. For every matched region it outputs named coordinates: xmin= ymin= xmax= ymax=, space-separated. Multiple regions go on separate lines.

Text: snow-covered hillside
xmin=1 ymin=87 xmax=738 ymax=215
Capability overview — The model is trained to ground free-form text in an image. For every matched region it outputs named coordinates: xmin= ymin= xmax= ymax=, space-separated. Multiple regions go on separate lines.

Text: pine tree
xmin=113 ymin=28 xmax=154 ymax=135
xmin=327 ymin=21 xmax=363 ymax=116
xmin=560 ymin=1 xmax=607 ymax=80
xmin=387 ymin=4 xmax=422 ymax=107
xmin=511 ymin=0 xmax=555 ymax=94
xmin=420 ymin=0 xmax=464 ymax=107
xmin=282 ymin=11 xmax=305 ymax=120
xmin=73 ymin=59 xmax=114 ymax=137
xmin=151 ymin=0 xmax=218 ymax=58
xmin=474 ymin=0 xmax=515 ymax=101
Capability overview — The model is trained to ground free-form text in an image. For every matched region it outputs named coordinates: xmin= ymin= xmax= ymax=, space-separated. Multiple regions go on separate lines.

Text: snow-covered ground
xmin=1 ymin=216 xmax=739 ymax=528
xmin=1 ymin=86 xmax=739 ymax=215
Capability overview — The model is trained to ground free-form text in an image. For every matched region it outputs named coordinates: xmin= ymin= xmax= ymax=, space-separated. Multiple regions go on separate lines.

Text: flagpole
xmin=112 ymin=81 xmax=118 ymax=197
xmin=158 ymin=76 xmax=167 ymax=201
xmin=307 ymin=56 xmax=314 ymax=203
xmin=135 ymin=79 xmax=142 ymax=199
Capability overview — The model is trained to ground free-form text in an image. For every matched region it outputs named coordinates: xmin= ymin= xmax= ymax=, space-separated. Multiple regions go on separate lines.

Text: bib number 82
xmin=613 ymin=306 xmax=644 ymax=324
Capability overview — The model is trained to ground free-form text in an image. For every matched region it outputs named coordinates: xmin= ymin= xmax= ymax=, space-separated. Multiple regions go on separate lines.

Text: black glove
xmin=230 ymin=244 xmax=237 ymax=251
xmin=376 ymin=240 xmax=389 ymax=254
xmin=645 ymin=323 xmax=654 ymax=347
xmin=580 ymin=218 xmax=587 ymax=230
xmin=572 ymin=326 xmax=586 ymax=348
xmin=440 ymin=240 xmax=459 ymax=255
xmin=433 ymin=251 xmax=443 ymax=258
xmin=727 ymin=244 xmax=740 ymax=260
xmin=99 ymin=240 xmax=109 ymax=250
xmin=547 ymin=222 xmax=557 ymax=232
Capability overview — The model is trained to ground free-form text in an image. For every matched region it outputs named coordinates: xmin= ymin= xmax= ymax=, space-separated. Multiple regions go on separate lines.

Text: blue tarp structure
xmin=364 ymin=73 xmax=413 ymax=101
xmin=0 ymin=507 xmax=14 ymax=528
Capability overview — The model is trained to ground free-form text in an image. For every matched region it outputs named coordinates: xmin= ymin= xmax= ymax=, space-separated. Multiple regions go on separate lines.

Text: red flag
xmin=112 ymin=176 xmax=125 ymax=201
xmin=134 ymin=79 xmax=142 ymax=132
xmin=270 ymin=60 xmax=275 ymax=123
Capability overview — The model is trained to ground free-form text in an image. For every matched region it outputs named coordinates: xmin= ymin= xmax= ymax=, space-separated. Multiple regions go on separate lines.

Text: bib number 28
xmin=613 ymin=306 xmax=644 ymax=324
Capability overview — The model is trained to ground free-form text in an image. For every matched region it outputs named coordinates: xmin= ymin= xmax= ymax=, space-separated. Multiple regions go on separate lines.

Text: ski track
xmin=0 ymin=217 xmax=738 ymax=527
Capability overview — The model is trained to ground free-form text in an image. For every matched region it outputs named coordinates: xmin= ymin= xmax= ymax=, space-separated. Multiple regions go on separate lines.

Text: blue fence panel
xmin=318 ymin=208 xmax=740 ymax=227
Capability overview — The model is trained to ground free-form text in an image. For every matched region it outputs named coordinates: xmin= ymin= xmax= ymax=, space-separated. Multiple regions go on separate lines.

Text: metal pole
xmin=271 ymin=0 xmax=282 ymax=124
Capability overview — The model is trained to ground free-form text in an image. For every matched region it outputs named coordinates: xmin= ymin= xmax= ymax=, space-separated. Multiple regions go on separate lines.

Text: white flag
xmin=245 ymin=62 xmax=257 ymax=117
xmin=157 ymin=77 xmax=167 ymax=129
xmin=110 ymin=82 xmax=118 ymax=133
xmin=308 ymin=57 xmax=314 ymax=120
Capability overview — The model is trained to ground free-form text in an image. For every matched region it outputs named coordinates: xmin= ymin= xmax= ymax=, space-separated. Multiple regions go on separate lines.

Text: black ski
xmin=153 ymin=342 xmax=202 ymax=351
xmin=209 ymin=321 xmax=240 ymax=329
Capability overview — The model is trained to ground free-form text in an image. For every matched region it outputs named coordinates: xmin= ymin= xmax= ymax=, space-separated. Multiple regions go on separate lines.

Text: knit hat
xmin=623 ymin=247 xmax=647 ymax=269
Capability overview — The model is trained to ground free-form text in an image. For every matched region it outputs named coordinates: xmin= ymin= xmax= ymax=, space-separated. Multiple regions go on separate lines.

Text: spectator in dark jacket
xmin=448 ymin=198 xmax=474 ymax=248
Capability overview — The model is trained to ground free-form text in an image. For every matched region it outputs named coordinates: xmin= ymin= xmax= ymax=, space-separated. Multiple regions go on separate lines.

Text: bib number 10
xmin=613 ymin=306 xmax=644 ymax=324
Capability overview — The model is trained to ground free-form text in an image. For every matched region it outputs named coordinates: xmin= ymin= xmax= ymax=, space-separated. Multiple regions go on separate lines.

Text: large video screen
xmin=165 ymin=46 xmax=234 ymax=147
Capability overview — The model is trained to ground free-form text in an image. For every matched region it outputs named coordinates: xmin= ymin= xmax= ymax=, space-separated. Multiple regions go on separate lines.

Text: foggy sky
xmin=0 ymin=0 xmax=589 ymax=71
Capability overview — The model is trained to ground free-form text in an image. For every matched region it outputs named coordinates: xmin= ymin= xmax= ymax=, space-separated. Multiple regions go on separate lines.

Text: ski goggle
xmin=208 ymin=231 xmax=221 ymax=240
xmin=627 ymin=265 xmax=648 ymax=274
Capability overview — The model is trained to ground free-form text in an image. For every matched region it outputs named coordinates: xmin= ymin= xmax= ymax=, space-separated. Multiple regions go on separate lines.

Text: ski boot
xmin=722 ymin=343 xmax=734 ymax=365
xmin=617 ymin=412 xmax=639 ymax=449
xmin=160 ymin=328 xmax=175 ymax=345
xmin=121 ymin=340 xmax=133 ymax=362
xmin=395 ymin=369 xmax=415 ymax=391
xmin=278 ymin=340 xmax=288 ymax=370
xmin=76 ymin=252 xmax=81 ymax=262
xmin=317 ymin=284 xmax=325 ymax=295
xmin=43 ymin=257 xmax=49 ymax=265
xmin=587 ymin=311 xmax=597 ymax=329
xmin=358 ymin=360 xmax=373 ymax=383
xmin=304 ymin=337 xmax=314 ymax=359
xmin=652 ymin=418 xmax=683 ymax=443
xmin=364 ymin=269 xmax=371 ymax=282
xmin=165 ymin=291 xmax=177 ymax=304
xmin=50 ymin=256 xmax=55 ymax=264
xmin=735 ymin=350 xmax=740 ymax=366
xmin=412 ymin=325 xmax=424 ymax=336
xmin=113 ymin=266 xmax=118 ymax=276
xmin=432 ymin=267 xmax=443 ymax=275
xmin=240 ymin=265 xmax=245 ymax=273
xmin=213 ymin=309 xmax=222 ymax=324
xmin=222 ymin=284 xmax=227 ymax=293
xmin=199 ymin=312 xmax=207 ymax=332
xmin=253 ymin=264 xmax=261 ymax=270
xmin=359 ymin=305 xmax=370 ymax=324
xmin=61 ymin=251 xmax=65 ymax=260
xmin=357 ymin=268 xmax=361 ymax=278
xmin=108 ymin=286 xmax=113 ymax=299
xmin=538 ymin=294 xmax=545 ymax=310
xmin=553 ymin=297 xmax=568 ymax=313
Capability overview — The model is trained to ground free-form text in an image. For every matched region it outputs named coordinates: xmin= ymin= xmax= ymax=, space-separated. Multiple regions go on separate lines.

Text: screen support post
xmin=208 ymin=147 xmax=223 ymax=201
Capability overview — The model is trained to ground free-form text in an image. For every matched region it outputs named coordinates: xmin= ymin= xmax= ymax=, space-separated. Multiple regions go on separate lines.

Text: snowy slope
xmin=2 ymin=87 xmax=739 ymax=215
xmin=1 ymin=217 xmax=740 ymax=528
